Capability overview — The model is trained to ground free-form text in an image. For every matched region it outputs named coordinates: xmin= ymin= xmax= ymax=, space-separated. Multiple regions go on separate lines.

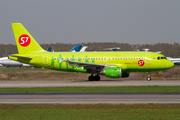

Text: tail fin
xmin=80 ymin=46 xmax=88 ymax=52
xmin=46 ymin=47 xmax=52 ymax=52
xmin=11 ymin=23 xmax=45 ymax=54
xmin=70 ymin=45 xmax=82 ymax=52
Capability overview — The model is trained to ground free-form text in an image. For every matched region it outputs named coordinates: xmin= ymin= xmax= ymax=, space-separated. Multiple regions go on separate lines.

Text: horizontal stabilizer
xmin=9 ymin=54 xmax=32 ymax=60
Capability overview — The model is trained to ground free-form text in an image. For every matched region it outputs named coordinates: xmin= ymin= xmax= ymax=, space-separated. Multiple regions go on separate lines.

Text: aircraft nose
xmin=168 ymin=61 xmax=174 ymax=68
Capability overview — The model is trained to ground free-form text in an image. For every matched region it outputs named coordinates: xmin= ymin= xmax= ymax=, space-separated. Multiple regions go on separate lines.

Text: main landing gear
xmin=88 ymin=74 xmax=100 ymax=81
xmin=147 ymin=72 xmax=151 ymax=81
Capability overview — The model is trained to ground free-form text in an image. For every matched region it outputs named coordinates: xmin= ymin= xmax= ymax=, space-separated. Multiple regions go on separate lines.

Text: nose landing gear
xmin=147 ymin=72 xmax=151 ymax=81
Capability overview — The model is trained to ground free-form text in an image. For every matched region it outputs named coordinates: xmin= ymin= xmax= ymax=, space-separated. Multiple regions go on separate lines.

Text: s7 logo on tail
xmin=19 ymin=34 xmax=31 ymax=47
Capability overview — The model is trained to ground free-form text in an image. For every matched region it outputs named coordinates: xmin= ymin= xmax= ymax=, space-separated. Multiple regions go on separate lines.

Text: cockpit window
xmin=161 ymin=57 xmax=167 ymax=59
xmin=157 ymin=56 xmax=167 ymax=60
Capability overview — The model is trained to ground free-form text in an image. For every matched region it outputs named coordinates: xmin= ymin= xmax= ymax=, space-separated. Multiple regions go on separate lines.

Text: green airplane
xmin=9 ymin=23 xmax=174 ymax=81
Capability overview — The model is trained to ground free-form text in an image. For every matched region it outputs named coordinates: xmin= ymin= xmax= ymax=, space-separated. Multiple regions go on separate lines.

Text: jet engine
xmin=100 ymin=67 xmax=130 ymax=78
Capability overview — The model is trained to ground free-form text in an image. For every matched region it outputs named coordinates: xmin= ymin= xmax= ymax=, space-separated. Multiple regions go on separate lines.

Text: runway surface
xmin=1 ymin=92 xmax=180 ymax=104
xmin=1 ymin=81 xmax=179 ymax=104
xmin=0 ymin=80 xmax=180 ymax=88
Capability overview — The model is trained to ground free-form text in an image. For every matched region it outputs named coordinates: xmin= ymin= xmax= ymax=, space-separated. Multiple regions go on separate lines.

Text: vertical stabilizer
xmin=80 ymin=46 xmax=88 ymax=52
xmin=11 ymin=23 xmax=45 ymax=54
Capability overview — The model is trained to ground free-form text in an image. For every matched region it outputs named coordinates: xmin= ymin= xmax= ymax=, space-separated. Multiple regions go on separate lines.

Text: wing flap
xmin=66 ymin=61 xmax=105 ymax=67
xmin=65 ymin=60 xmax=105 ymax=71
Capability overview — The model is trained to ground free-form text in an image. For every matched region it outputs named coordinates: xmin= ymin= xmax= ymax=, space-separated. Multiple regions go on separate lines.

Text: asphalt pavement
xmin=0 ymin=92 xmax=180 ymax=103
xmin=0 ymin=80 xmax=180 ymax=88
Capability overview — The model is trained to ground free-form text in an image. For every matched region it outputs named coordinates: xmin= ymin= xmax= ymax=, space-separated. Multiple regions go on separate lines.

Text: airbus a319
xmin=9 ymin=23 xmax=174 ymax=81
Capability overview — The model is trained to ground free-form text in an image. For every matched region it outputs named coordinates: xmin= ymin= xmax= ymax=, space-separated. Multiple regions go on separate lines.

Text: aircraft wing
xmin=64 ymin=60 xmax=128 ymax=71
xmin=65 ymin=60 xmax=108 ymax=71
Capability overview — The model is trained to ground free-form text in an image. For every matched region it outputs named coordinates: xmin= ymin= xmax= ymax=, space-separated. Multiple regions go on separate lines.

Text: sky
xmin=0 ymin=0 xmax=180 ymax=45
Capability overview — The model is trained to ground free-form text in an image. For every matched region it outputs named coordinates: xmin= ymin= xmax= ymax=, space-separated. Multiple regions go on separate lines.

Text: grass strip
xmin=0 ymin=104 xmax=180 ymax=120
xmin=0 ymin=86 xmax=180 ymax=92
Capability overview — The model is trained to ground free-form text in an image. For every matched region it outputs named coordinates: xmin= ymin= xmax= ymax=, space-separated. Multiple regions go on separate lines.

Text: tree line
xmin=0 ymin=42 xmax=180 ymax=58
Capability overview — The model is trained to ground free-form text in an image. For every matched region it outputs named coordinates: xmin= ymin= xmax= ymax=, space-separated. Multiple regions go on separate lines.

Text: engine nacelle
xmin=100 ymin=67 xmax=130 ymax=78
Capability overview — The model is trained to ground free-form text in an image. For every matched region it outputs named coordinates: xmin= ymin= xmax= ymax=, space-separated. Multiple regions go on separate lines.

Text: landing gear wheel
xmin=94 ymin=75 xmax=100 ymax=81
xmin=147 ymin=77 xmax=151 ymax=81
xmin=146 ymin=72 xmax=151 ymax=81
xmin=88 ymin=76 xmax=95 ymax=81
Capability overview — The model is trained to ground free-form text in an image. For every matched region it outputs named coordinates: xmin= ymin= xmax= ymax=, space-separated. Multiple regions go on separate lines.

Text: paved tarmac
xmin=0 ymin=80 xmax=180 ymax=88
xmin=1 ymin=81 xmax=180 ymax=104
xmin=0 ymin=92 xmax=180 ymax=104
